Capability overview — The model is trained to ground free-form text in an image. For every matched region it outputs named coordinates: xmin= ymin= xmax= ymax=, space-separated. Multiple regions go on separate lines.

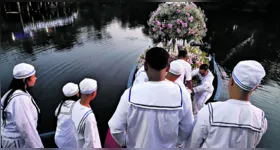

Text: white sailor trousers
xmin=193 ymin=91 xmax=213 ymax=115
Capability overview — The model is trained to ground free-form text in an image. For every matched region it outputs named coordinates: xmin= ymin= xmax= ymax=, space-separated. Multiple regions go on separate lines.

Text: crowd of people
xmin=1 ymin=47 xmax=267 ymax=148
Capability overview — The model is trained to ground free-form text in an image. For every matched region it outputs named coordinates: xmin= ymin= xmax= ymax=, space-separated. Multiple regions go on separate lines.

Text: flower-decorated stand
xmin=147 ymin=2 xmax=207 ymax=53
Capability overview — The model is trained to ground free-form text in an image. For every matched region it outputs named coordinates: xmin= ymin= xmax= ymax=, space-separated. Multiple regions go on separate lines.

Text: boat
xmin=125 ymin=43 xmax=226 ymax=102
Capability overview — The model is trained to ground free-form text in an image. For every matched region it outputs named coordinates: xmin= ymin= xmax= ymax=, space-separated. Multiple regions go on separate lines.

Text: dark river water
xmin=1 ymin=2 xmax=279 ymax=148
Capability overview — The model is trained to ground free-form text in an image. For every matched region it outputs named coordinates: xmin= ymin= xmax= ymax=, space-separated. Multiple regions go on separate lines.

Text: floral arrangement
xmin=179 ymin=45 xmax=209 ymax=68
xmin=147 ymin=2 xmax=207 ymax=43
xmin=136 ymin=45 xmax=209 ymax=70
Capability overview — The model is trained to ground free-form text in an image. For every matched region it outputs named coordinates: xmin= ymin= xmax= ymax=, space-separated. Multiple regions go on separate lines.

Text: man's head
xmin=166 ymin=61 xmax=183 ymax=82
xmin=144 ymin=47 xmax=169 ymax=80
xmin=199 ymin=64 xmax=209 ymax=77
xmin=79 ymin=78 xmax=98 ymax=101
xmin=178 ymin=50 xmax=188 ymax=61
xmin=228 ymin=60 xmax=266 ymax=100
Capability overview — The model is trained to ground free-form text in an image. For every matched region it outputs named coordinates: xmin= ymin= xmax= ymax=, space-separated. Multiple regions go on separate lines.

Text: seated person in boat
xmin=108 ymin=47 xmax=194 ymax=148
xmin=173 ymin=50 xmax=193 ymax=90
xmin=191 ymin=64 xmax=214 ymax=115
xmin=189 ymin=60 xmax=268 ymax=148
xmin=54 ymin=82 xmax=79 ymax=148
xmin=71 ymin=78 xmax=102 ymax=148
xmin=133 ymin=66 xmax=148 ymax=85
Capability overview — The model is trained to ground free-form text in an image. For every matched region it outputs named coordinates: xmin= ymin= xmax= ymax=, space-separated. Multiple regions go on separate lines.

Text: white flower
xmin=165 ymin=2 xmax=173 ymax=4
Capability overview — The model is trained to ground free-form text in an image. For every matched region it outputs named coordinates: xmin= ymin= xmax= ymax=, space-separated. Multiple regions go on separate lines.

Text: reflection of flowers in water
xmin=23 ymin=12 xmax=78 ymax=33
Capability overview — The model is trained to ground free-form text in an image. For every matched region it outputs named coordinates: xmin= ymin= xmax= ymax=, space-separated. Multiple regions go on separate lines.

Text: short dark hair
xmin=145 ymin=47 xmax=169 ymax=71
xmin=178 ymin=50 xmax=188 ymax=58
xmin=199 ymin=64 xmax=209 ymax=71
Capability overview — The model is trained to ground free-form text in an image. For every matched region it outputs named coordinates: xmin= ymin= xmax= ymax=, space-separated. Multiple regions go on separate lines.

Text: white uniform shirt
xmin=54 ymin=100 xmax=77 ymax=148
xmin=174 ymin=59 xmax=192 ymax=85
xmin=174 ymin=80 xmax=192 ymax=94
xmin=189 ymin=100 xmax=268 ymax=148
xmin=0 ymin=90 xmax=43 ymax=148
xmin=133 ymin=66 xmax=148 ymax=85
xmin=71 ymin=100 xmax=101 ymax=148
xmin=192 ymin=68 xmax=214 ymax=93
xmin=109 ymin=81 xmax=194 ymax=148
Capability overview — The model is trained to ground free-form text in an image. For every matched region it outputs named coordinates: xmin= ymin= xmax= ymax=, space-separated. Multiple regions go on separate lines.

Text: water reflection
xmin=199 ymin=7 xmax=280 ymax=86
xmin=1 ymin=2 xmax=159 ymax=57
xmin=1 ymin=2 xmax=280 ymax=148
xmin=1 ymin=2 xmax=158 ymax=146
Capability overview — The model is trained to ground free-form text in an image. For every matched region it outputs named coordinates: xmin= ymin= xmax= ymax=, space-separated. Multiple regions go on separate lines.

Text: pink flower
xmin=161 ymin=24 xmax=165 ymax=28
xmin=188 ymin=29 xmax=195 ymax=35
xmin=177 ymin=9 xmax=182 ymax=13
xmin=160 ymin=27 xmax=163 ymax=31
xmin=156 ymin=21 xmax=161 ymax=26
xmin=186 ymin=12 xmax=190 ymax=17
xmin=153 ymin=28 xmax=157 ymax=32
xmin=177 ymin=28 xmax=181 ymax=33
xmin=180 ymin=20 xmax=183 ymax=23
xmin=188 ymin=16 xmax=193 ymax=22
xmin=168 ymin=24 xmax=173 ymax=29
xmin=176 ymin=19 xmax=181 ymax=25
xmin=152 ymin=12 xmax=156 ymax=17
xmin=182 ymin=23 xmax=188 ymax=28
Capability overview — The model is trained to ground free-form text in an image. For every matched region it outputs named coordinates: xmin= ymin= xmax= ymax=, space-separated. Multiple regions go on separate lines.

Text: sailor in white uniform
xmin=191 ymin=64 xmax=214 ymax=115
xmin=133 ymin=66 xmax=148 ymax=85
xmin=166 ymin=61 xmax=192 ymax=94
xmin=109 ymin=47 xmax=194 ymax=148
xmin=189 ymin=60 xmax=268 ymax=148
xmin=173 ymin=50 xmax=193 ymax=89
xmin=54 ymin=82 xmax=79 ymax=148
xmin=1 ymin=63 xmax=43 ymax=148
xmin=71 ymin=78 xmax=102 ymax=148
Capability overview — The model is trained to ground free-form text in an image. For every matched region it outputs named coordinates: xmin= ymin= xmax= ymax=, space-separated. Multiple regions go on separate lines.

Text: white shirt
xmin=189 ymin=100 xmax=267 ymax=148
xmin=133 ymin=66 xmax=148 ymax=85
xmin=0 ymin=90 xmax=43 ymax=148
xmin=174 ymin=59 xmax=192 ymax=85
xmin=192 ymin=68 xmax=214 ymax=93
xmin=71 ymin=100 xmax=101 ymax=148
xmin=54 ymin=100 xmax=77 ymax=148
xmin=174 ymin=80 xmax=192 ymax=94
xmin=108 ymin=81 xmax=194 ymax=148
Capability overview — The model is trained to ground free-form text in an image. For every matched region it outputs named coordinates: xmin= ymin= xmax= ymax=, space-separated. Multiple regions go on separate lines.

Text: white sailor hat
xmin=79 ymin=78 xmax=97 ymax=94
xmin=62 ymin=82 xmax=79 ymax=97
xmin=232 ymin=60 xmax=266 ymax=91
xmin=169 ymin=61 xmax=183 ymax=75
xmin=13 ymin=63 xmax=36 ymax=79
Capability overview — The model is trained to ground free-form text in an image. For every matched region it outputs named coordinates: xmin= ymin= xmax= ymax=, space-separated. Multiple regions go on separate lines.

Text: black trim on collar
xmin=208 ymin=103 xmax=265 ymax=133
xmin=128 ymin=85 xmax=183 ymax=109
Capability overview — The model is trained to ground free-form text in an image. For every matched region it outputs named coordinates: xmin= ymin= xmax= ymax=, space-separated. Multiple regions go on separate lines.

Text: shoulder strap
xmin=178 ymin=85 xmax=183 ymax=107
xmin=77 ymin=110 xmax=93 ymax=132
xmin=3 ymin=92 xmax=41 ymax=125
